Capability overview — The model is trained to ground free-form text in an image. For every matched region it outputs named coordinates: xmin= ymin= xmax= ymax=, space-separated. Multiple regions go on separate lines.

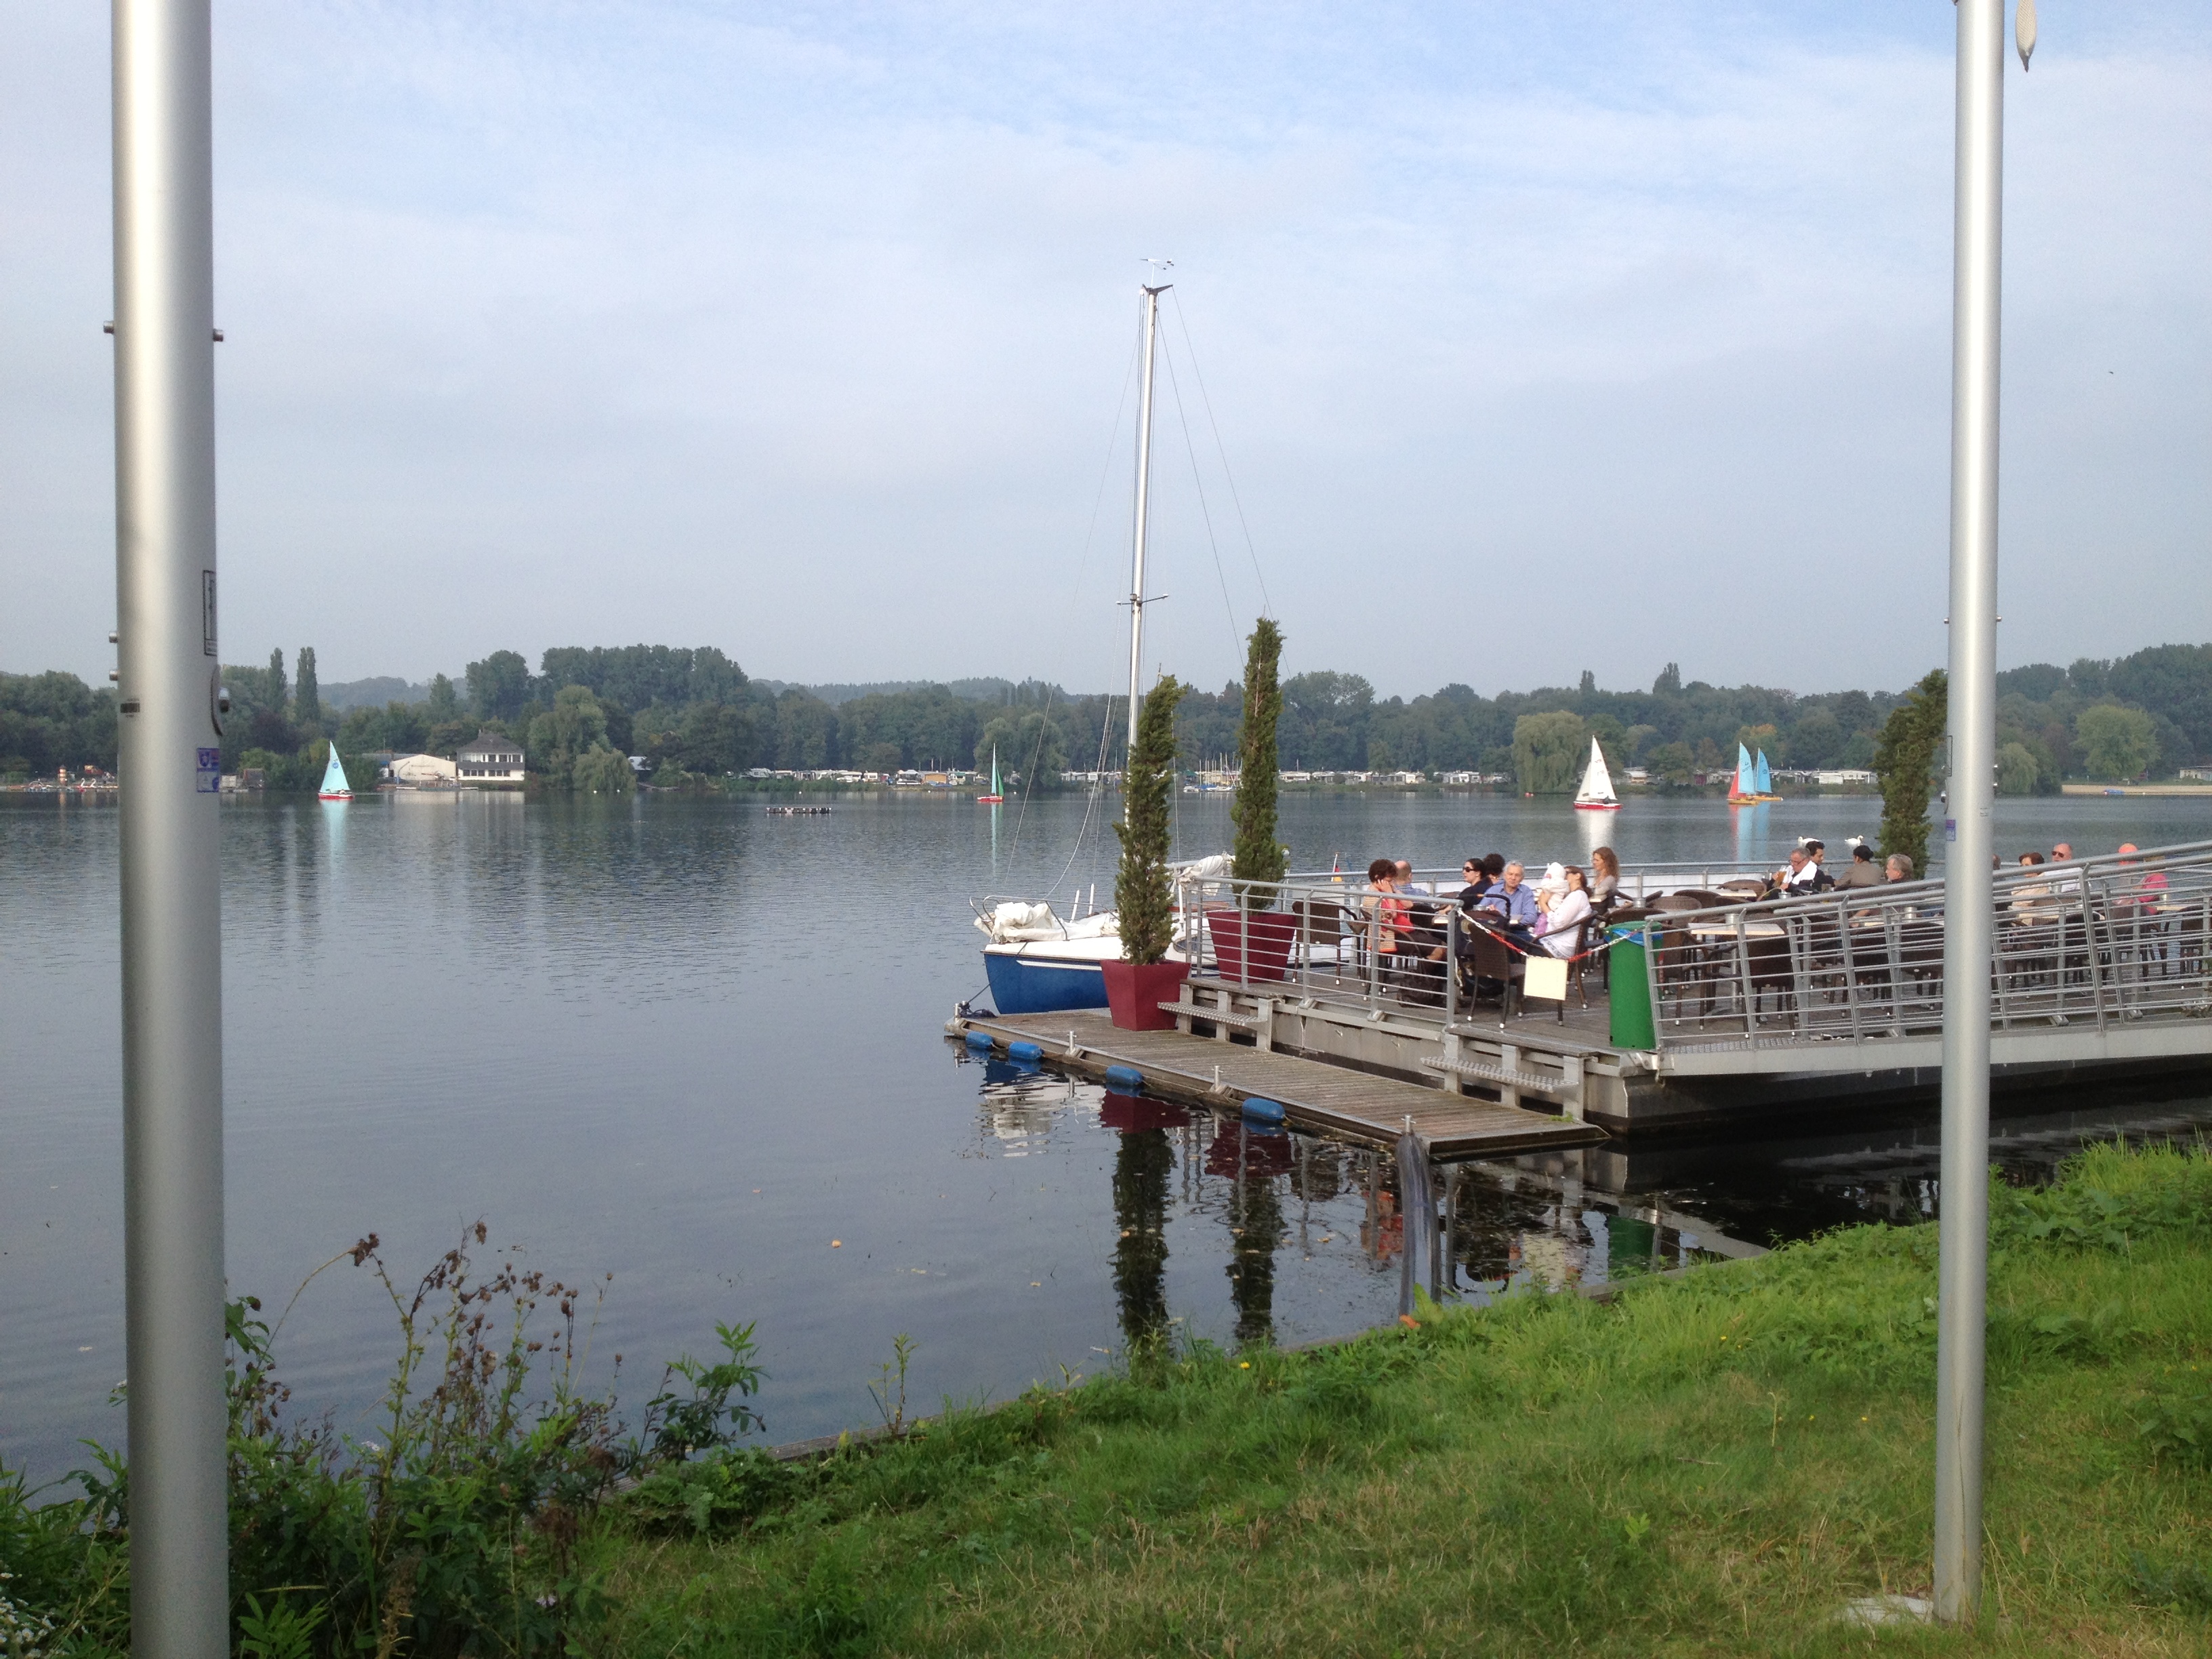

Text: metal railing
xmin=1173 ymin=869 xmax=1586 ymax=1034
xmin=1631 ymin=841 xmax=2212 ymax=1051
xmin=1184 ymin=838 xmax=2212 ymax=1054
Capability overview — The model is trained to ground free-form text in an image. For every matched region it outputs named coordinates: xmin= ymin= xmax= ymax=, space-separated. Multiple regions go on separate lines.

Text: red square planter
xmin=1204 ymin=907 xmax=1296 ymax=983
xmin=1101 ymin=959 xmax=1190 ymax=1031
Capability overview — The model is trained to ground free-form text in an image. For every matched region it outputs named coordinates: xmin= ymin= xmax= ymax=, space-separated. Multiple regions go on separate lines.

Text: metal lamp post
xmin=112 ymin=0 xmax=230 ymax=1652
xmin=1933 ymin=0 xmax=2030 ymax=1624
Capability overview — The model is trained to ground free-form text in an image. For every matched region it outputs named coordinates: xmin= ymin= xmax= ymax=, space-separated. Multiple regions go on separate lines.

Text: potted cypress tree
xmin=1103 ymin=675 xmax=1189 ymax=1030
xmin=1210 ymin=619 xmax=1296 ymax=983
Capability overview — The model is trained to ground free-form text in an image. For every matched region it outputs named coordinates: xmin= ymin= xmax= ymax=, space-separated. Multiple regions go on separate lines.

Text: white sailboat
xmin=972 ymin=274 xmax=1224 ymax=1014
xmin=316 ymin=745 xmax=352 ymax=802
xmin=1572 ymin=737 xmax=1620 ymax=811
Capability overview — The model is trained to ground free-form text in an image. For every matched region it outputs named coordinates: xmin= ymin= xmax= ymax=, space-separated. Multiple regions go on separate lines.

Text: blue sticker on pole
xmin=196 ymin=747 xmax=220 ymax=793
xmin=1945 ymin=818 xmax=1957 ymax=842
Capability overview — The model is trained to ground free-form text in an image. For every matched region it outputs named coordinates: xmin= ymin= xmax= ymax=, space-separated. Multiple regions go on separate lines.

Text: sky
xmin=3 ymin=3 xmax=2207 ymax=701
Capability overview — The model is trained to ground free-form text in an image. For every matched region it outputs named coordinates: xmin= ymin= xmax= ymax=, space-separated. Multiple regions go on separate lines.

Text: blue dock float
xmin=1103 ymin=1063 xmax=1145 ymax=1093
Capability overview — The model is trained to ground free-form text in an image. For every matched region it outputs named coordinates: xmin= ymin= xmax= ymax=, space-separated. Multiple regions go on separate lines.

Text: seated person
xmin=1486 ymin=859 xmax=1542 ymax=941
xmin=1764 ymin=848 xmax=1809 ymax=899
xmin=1588 ymin=846 xmax=1622 ymax=913
xmin=1835 ymin=842 xmax=1885 ymax=889
xmin=2009 ymin=851 xmax=2057 ymax=920
xmin=1885 ymin=853 xmax=1916 ymax=882
xmin=1769 ymin=844 xmax=1840 ymax=898
xmin=1534 ymin=865 xmax=1593 ymax=958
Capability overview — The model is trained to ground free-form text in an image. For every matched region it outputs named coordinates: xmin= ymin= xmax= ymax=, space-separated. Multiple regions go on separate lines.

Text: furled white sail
xmin=1573 ymin=737 xmax=1616 ymax=804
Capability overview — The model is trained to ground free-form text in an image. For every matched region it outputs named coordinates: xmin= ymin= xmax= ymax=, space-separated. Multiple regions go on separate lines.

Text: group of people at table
xmin=1353 ymin=836 xmax=2164 ymax=985
xmin=1359 ymin=848 xmax=1625 ymax=982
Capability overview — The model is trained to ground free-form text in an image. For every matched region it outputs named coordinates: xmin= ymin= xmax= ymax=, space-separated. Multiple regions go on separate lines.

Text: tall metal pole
xmin=113 ymin=0 xmax=229 ymax=1652
xmin=1125 ymin=283 xmax=1168 ymax=750
xmin=1934 ymin=0 xmax=2003 ymax=1625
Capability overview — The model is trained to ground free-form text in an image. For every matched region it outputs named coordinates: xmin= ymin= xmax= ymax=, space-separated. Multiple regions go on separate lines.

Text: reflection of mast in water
xmin=1111 ymin=1128 xmax=1173 ymax=1350
xmin=989 ymin=800 xmax=1001 ymax=876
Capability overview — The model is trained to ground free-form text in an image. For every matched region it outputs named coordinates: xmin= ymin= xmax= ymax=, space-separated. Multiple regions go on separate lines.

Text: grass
xmin=594 ymin=1140 xmax=2212 ymax=1657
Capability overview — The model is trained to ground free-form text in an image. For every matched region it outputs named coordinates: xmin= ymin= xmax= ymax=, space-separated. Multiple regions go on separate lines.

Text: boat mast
xmin=1126 ymin=276 xmax=1170 ymax=750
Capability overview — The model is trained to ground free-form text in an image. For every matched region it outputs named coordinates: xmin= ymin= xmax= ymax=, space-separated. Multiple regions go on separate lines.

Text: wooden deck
xmin=951 ymin=1010 xmax=1604 ymax=1158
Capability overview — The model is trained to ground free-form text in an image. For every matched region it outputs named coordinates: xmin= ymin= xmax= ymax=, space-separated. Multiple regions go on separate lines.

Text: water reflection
xmin=970 ymin=1061 xmax=2212 ymax=1352
xmin=1109 ymin=1124 xmax=1173 ymax=1349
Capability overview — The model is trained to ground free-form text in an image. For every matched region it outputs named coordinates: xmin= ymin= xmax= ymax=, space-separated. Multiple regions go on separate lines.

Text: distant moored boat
xmin=317 ymin=746 xmax=352 ymax=802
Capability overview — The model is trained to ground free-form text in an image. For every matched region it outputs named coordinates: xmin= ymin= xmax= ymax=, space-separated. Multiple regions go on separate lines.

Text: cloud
xmin=2 ymin=2 xmax=2206 ymax=697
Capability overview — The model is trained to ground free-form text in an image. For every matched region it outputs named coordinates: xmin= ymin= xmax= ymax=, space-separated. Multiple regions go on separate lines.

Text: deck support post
xmin=1934 ymin=0 xmax=2004 ymax=1626
xmin=113 ymin=0 xmax=229 ymax=1650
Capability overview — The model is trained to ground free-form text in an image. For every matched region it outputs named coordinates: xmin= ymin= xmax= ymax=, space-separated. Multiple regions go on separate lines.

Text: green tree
xmin=2075 ymin=703 xmax=2157 ymax=780
xmin=1231 ymin=619 xmax=1286 ymax=890
xmin=1790 ymin=708 xmax=1845 ymax=768
xmin=1735 ymin=722 xmax=1784 ymax=767
xmin=1996 ymin=741 xmax=2041 ymax=797
xmin=1114 ymin=676 xmax=1185 ymax=965
xmin=1512 ymin=710 xmax=1586 ymax=794
xmin=975 ymin=711 xmax=1067 ymax=785
xmin=466 ymin=651 xmax=534 ymax=722
xmin=1647 ymin=741 xmax=1695 ymax=787
xmin=426 ymin=672 xmax=458 ymax=721
xmin=527 ymin=685 xmax=611 ymax=781
xmin=572 ymin=745 xmax=635 ymax=794
xmin=268 ymin=648 xmax=288 ymax=716
xmin=294 ymin=647 xmax=321 ymax=731
xmin=1875 ymin=668 xmax=1946 ymax=874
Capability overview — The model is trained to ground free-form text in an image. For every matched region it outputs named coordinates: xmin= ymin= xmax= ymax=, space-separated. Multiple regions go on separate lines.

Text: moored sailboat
xmin=968 ymin=275 xmax=1226 ymax=1012
xmin=316 ymin=745 xmax=352 ymax=802
xmin=977 ymin=746 xmax=1004 ymax=804
xmin=1572 ymin=737 xmax=1620 ymax=811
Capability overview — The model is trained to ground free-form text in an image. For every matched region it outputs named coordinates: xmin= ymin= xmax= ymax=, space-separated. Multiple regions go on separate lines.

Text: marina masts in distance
xmin=1126 ymin=278 xmax=1169 ymax=752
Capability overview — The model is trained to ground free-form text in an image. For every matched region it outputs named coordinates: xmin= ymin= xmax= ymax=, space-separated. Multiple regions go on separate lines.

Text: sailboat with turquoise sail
xmin=317 ymin=745 xmax=352 ymax=802
xmin=1727 ymin=743 xmax=1758 ymax=805
xmin=976 ymin=745 xmax=1003 ymax=804
xmin=1753 ymin=750 xmax=1778 ymax=800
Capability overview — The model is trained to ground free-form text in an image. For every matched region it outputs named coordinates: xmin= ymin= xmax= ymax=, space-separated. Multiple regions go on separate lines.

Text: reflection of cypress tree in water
xmin=1227 ymin=1158 xmax=1285 ymax=1349
xmin=1111 ymin=1128 xmax=1173 ymax=1349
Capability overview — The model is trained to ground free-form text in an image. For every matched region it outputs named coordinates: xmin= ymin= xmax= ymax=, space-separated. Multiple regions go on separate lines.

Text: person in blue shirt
xmin=1487 ymin=859 xmax=1542 ymax=945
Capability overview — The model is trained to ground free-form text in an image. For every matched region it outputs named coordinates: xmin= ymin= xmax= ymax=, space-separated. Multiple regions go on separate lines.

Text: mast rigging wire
xmin=1167 ymin=288 xmax=1273 ymax=619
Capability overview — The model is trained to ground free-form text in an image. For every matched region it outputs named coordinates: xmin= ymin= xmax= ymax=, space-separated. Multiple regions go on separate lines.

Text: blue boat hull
xmin=983 ymin=950 xmax=1109 ymax=1014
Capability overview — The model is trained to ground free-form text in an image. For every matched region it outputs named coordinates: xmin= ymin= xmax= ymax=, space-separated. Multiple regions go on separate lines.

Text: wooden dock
xmin=950 ymin=1010 xmax=1604 ymax=1158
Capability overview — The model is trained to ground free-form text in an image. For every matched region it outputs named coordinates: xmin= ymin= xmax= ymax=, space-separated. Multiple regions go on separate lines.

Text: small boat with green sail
xmin=976 ymin=745 xmax=1003 ymax=804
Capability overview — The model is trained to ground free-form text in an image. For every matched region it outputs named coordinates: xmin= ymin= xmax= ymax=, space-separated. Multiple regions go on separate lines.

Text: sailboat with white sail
xmin=970 ymin=275 xmax=1226 ymax=1015
xmin=977 ymin=746 xmax=1004 ymax=804
xmin=317 ymin=745 xmax=352 ymax=802
xmin=1571 ymin=737 xmax=1620 ymax=811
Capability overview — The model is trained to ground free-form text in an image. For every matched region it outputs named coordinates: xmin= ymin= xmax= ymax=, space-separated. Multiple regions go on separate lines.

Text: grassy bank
xmin=6 ymin=1145 xmax=2208 ymax=1656
xmin=600 ymin=1142 xmax=2212 ymax=1657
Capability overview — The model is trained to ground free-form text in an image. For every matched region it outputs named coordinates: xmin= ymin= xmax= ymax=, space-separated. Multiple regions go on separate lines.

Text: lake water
xmin=6 ymin=787 xmax=2212 ymax=1484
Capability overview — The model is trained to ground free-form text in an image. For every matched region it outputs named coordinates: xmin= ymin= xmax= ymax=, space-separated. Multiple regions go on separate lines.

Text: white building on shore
xmin=456 ymin=731 xmax=526 ymax=786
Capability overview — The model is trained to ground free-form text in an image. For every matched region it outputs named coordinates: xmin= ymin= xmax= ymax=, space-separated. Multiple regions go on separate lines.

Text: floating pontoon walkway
xmin=949 ymin=1010 xmax=1603 ymax=1158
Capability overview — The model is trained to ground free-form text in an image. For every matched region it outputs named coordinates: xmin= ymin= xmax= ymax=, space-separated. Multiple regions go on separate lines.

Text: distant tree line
xmin=8 ymin=640 xmax=2212 ymax=793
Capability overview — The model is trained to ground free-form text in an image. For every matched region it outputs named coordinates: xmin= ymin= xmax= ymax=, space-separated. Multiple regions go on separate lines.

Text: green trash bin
xmin=1607 ymin=926 xmax=1656 ymax=1050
